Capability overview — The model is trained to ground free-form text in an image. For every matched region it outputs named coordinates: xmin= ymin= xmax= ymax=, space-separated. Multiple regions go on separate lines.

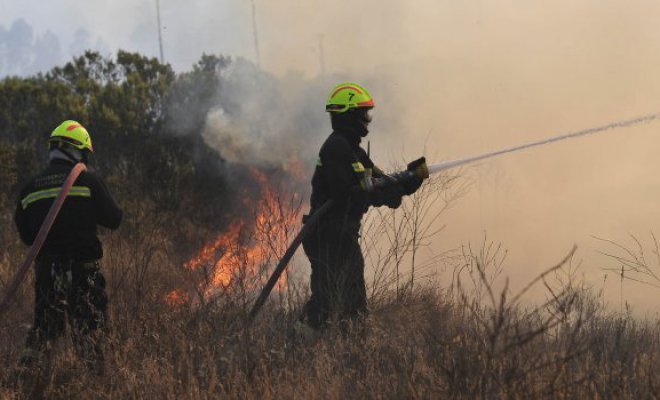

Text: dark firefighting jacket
xmin=14 ymin=159 xmax=123 ymax=262
xmin=310 ymin=129 xmax=402 ymax=222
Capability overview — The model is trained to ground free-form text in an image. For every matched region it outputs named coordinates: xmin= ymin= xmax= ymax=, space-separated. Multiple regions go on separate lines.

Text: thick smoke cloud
xmin=199 ymin=60 xmax=403 ymax=172
xmin=201 ymin=60 xmax=330 ymax=169
xmin=239 ymin=0 xmax=660 ymax=314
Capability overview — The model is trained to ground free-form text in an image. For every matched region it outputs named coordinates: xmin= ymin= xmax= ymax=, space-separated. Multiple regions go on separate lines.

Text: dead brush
xmin=5 ymin=170 xmax=660 ymax=398
xmin=444 ymin=242 xmax=593 ymax=397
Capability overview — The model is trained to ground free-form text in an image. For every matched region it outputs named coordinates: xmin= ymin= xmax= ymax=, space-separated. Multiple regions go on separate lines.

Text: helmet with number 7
xmin=325 ymin=82 xmax=375 ymax=113
xmin=49 ymin=120 xmax=94 ymax=153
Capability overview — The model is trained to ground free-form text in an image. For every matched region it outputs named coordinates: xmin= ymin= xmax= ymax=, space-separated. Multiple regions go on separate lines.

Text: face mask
xmin=357 ymin=108 xmax=373 ymax=124
xmin=355 ymin=108 xmax=373 ymax=137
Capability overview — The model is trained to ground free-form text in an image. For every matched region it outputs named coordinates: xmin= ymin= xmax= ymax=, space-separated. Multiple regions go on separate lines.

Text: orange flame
xmin=166 ymin=164 xmax=306 ymax=305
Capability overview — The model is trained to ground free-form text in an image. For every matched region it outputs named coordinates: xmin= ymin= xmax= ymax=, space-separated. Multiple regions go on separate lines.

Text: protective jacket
xmin=310 ymin=129 xmax=401 ymax=221
xmin=14 ymin=159 xmax=123 ymax=261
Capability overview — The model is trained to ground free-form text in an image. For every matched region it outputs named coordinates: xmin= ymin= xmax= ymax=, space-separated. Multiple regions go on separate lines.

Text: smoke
xmin=190 ymin=1 xmax=660 ymax=315
xmin=201 ymin=59 xmax=338 ymax=171
xmin=5 ymin=0 xmax=660 ymax=313
xmin=230 ymin=0 xmax=660 ymax=314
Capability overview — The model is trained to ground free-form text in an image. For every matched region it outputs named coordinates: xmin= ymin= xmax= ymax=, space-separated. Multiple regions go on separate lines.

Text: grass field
xmin=2 ymin=174 xmax=660 ymax=399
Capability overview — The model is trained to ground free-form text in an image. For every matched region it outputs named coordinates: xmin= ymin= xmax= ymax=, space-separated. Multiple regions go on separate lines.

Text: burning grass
xmin=165 ymin=166 xmax=304 ymax=307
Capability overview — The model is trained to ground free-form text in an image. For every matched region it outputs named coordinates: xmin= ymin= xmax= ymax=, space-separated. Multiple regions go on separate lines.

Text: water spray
xmin=426 ymin=112 xmax=660 ymax=175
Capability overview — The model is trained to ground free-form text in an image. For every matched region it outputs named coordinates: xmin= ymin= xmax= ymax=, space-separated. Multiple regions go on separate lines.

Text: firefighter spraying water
xmin=297 ymin=82 xmax=428 ymax=334
xmin=248 ymin=86 xmax=660 ymax=327
xmin=249 ymin=82 xmax=429 ymax=328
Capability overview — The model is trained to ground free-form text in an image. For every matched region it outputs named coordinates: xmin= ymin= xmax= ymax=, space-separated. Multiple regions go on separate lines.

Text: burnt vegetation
xmin=1 ymin=52 xmax=660 ymax=398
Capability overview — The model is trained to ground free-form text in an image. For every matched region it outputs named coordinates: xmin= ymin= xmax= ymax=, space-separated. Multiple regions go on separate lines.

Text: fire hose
xmin=0 ymin=163 xmax=87 ymax=317
xmin=248 ymin=111 xmax=660 ymax=322
xmin=247 ymin=199 xmax=334 ymax=322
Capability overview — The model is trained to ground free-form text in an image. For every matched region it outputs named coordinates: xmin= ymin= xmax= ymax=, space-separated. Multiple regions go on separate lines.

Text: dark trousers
xmin=25 ymin=259 xmax=108 ymax=362
xmin=302 ymin=218 xmax=367 ymax=329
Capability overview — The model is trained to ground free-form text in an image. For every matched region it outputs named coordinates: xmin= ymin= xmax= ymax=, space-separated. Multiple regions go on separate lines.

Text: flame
xmin=166 ymin=288 xmax=189 ymax=305
xmin=167 ymin=163 xmax=306 ymax=305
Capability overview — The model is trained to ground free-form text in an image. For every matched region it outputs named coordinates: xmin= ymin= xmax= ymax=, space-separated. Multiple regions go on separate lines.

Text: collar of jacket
xmin=334 ymin=128 xmax=362 ymax=147
xmin=49 ymin=158 xmax=77 ymax=168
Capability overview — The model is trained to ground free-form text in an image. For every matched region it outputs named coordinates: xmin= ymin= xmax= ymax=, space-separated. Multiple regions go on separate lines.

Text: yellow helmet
xmin=325 ymin=82 xmax=374 ymax=113
xmin=49 ymin=120 xmax=93 ymax=153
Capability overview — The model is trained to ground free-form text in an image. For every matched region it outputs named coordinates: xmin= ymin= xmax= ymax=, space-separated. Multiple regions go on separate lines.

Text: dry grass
xmin=3 ymin=175 xmax=660 ymax=399
xmin=3 ymin=250 xmax=660 ymax=398
xmin=3 ymin=269 xmax=660 ymax=399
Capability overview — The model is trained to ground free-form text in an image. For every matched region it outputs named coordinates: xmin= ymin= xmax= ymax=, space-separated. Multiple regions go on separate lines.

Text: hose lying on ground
xmin=247 ymin=200 xmax=334 ymax=323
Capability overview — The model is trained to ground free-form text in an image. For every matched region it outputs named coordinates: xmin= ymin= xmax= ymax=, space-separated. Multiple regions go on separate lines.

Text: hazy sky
xmin=4 ymin=0 xmax=660 ymax=314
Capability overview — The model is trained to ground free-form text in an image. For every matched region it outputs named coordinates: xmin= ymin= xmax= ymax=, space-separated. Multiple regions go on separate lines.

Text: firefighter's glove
xmin=357 ymin=172 xmax=403 ymax=208
xmin=398 ymin=157 xmax=428 ymax=195
xmin=376 ymin=183 xmax=403 ymax=209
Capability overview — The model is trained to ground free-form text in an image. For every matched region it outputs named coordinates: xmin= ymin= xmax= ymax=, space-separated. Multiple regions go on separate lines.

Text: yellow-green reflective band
xmin=21 ymin=186 xmax=91 ymax=210
xmin=316 ymin=157 xmax=322 ymax=167
xmin=352 ymin=162 xmax=365 ymax=173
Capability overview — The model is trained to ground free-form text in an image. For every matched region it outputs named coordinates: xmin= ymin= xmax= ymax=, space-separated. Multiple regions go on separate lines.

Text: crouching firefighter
xmin=14 ymin=120 xmax=122 ymax=370
xmin=299 ymin=82 xmax=429 ymax=333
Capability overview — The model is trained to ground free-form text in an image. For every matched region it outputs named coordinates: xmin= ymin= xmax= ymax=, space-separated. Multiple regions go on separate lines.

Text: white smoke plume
xmin=201 ymin=59 xmax=340 ymax=172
